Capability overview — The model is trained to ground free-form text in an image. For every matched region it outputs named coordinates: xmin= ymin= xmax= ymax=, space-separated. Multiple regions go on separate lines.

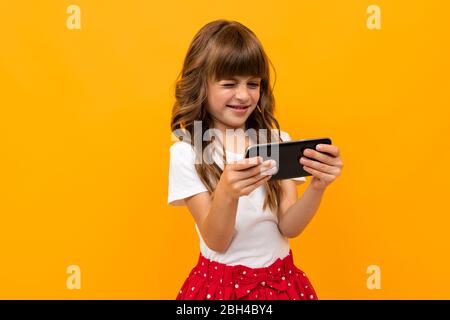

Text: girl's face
xmin=206 ymin=75 xmax=261 ymax=131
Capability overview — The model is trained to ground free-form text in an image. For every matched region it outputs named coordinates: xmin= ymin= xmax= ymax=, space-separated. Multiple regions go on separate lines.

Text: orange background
xmin=1 ymin=0 xmax=449 ymax=299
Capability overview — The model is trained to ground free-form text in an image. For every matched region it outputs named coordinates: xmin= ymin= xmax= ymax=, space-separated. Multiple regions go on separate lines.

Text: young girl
xmin=168 ymin=20 xmax=343 ymax=300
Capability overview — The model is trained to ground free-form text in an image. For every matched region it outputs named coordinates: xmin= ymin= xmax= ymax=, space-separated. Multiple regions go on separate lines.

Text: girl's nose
xmin=234 ymin=84 xmax=251 ymax=100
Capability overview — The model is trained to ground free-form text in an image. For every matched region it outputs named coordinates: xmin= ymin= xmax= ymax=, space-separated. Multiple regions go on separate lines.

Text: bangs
xmin=206 ymin=26 xmax=268 ymax=81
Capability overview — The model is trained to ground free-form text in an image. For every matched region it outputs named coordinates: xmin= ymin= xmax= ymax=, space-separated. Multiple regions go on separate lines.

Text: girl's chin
xmin=221 ymin=118 xmax=248 ymax=130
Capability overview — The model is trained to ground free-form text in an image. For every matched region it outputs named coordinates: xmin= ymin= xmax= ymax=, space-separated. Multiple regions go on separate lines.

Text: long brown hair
xmin=171 ymin=19 xmax=287 ymax=215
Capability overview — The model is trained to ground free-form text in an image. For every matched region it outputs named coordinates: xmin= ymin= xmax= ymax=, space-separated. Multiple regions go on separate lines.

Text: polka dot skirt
xmin=176 ymin=250 xmax=318 ymax=300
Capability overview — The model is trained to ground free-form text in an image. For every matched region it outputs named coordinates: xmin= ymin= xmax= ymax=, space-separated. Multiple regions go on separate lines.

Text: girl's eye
xmin=222 ymin=83 xmax=260 ymax=87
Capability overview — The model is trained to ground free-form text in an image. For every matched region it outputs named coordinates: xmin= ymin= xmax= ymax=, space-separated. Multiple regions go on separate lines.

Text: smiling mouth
xmin=226 ymin=105 xmax=250 ymax=110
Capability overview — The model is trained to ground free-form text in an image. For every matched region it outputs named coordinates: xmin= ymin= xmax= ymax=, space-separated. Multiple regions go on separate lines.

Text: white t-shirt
xmin=167 ymin=131 xmax=306 ymax=268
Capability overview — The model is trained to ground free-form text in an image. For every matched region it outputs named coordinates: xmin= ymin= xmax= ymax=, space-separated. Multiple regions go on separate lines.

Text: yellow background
xmin=1 ymin=0 xmax=449 ymax=299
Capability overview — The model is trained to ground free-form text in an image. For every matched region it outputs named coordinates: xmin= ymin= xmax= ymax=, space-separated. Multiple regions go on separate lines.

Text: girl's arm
xmin=184 ymin=157 xmax=275 ymax=253
xmin=278 ymin=143 xmax=343 ymax=237
xmin=277 ymin=180 xmax=325 ymax=238
xmin=184 ymin=187 xmax=238 ymax=253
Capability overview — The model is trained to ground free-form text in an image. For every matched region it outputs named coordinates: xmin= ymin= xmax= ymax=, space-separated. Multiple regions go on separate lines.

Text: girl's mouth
xmin=226 ymin=105 xmax=250 ymax=115
xmin=226 ymin=105 xmax=250 ymax=110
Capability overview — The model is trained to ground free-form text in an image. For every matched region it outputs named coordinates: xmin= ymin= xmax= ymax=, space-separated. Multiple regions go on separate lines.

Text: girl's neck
xmin=212 ymin=122 xmax=246 ymax=135
xmin=212 ymin=123 xmax=252 ymax=154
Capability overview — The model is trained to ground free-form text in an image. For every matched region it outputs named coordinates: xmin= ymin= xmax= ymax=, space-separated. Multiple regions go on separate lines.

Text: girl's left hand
xmin=299 ymin=144 xmax=344 ymax=191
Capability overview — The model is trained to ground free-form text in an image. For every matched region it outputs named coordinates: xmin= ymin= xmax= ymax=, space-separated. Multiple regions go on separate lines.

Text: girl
xmin=168 ymin=20 xmax=343 ymax=300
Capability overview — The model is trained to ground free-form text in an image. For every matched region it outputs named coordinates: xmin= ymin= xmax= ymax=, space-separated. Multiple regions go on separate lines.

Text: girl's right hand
xmin=217 ymin=156 xmax=278 ymax=199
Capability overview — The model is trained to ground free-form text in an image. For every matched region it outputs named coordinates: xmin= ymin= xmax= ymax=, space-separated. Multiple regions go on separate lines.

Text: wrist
xmin=308 ymin=183 xmax=327 ymax=194
xmin=216 ymin=180 xmax=240 ymax=202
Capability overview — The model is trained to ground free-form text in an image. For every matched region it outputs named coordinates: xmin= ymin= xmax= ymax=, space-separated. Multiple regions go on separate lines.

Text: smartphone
xmin=244 ymin=137 xmax=332 ymax=180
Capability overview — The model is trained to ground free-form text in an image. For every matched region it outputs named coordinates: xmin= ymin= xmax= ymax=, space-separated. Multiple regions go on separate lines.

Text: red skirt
xmin=176 ymin=250 xmax=318 ymax=300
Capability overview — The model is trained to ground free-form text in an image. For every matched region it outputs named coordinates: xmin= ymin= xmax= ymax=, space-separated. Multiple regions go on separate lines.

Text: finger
xmin=316 ymin=144 xmax=340 ymax=157
xmin=240 ymin=169 xmax=273 ymax=189
xmin=303 ymin=165 xmax=336 ymax=182
xmin=240 ymin=175 xmax=272 ymax=195
xmin=238 ymin=159 xmax=276 ymax=179
xmin=259 ymin=164 xmax=279 ymax=176
xmin=299 ymin=157 xmax=340 ymax=175
xmin=302 ymin=147 xmax=339 ymax=166
xmin=230 ymin=156 xmax=263 ymax=170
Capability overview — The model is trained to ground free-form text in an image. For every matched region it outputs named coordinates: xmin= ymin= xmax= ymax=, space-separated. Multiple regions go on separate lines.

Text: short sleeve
xmin=280 ymin=131 xmax=307 ymax=183
xmin=168 ymin=141 xmax=209 ymax=206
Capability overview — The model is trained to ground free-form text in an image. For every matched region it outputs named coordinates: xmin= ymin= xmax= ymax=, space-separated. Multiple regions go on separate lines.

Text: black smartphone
xmin=244 ymin=138 xmax=332 ymax=180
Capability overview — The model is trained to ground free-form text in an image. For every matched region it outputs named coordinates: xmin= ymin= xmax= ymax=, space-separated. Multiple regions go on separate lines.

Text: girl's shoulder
xmin=170 ymin=140 xmax=194 ymax=153
xmin=169 ymin=141 xmax=197 ymax=162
